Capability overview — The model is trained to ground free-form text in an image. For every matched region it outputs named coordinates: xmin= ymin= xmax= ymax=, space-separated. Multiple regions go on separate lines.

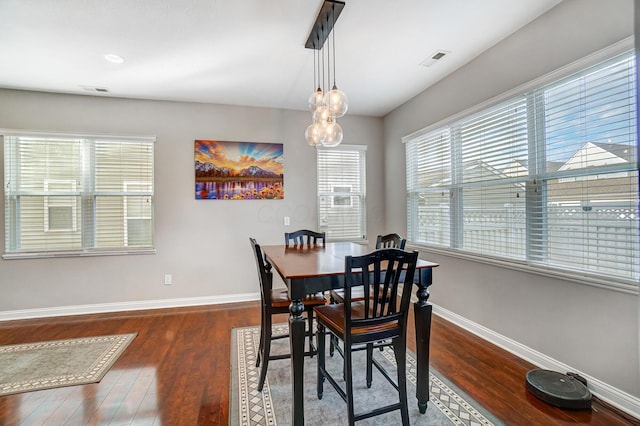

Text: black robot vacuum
xmin=526 ymin=369 xmax=592 ymax=410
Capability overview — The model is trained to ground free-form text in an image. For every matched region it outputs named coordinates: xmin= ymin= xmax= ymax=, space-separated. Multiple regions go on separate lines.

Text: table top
xmin=261 ymin=242 xmax=438 ymax=280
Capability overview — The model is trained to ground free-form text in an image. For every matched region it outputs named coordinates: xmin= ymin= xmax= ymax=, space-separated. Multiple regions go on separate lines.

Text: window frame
xmin=2 ymin=130 xmax=156 ymax=259
xmin=404 ymin=38 xmax=638 ymax=292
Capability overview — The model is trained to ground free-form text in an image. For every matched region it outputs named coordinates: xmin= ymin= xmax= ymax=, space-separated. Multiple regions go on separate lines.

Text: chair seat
xmin=314 ymin=302 xmax=399 ymax=336
xmin=271 ymin=288 xmax=327 ymax=308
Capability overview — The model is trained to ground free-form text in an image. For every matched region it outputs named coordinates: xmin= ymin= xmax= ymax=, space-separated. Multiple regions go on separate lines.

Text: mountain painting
xmin=195 ymin=140 xmax=284 ymax=200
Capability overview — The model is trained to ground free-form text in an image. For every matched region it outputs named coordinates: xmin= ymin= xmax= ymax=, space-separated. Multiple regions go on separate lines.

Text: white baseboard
xmin=0 ymin=293 xmax=261 ymax=322
xmin=433 ymin=304 xmax=640 ymax=420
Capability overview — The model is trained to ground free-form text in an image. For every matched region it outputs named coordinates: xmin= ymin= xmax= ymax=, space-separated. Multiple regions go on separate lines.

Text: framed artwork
xmin=195 ymin=140 xmax=284 ymax=200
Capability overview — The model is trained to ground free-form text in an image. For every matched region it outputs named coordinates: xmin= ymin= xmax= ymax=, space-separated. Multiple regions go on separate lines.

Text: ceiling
xmin=0 ymin=0 xmax=563 ymax=117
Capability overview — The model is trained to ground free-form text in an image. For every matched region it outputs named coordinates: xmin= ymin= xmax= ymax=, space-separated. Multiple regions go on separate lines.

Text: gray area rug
xmin=230 ymin=324 xmax=504 ymax=425
xmin=0 ymin=333 xmax=137 ymax=396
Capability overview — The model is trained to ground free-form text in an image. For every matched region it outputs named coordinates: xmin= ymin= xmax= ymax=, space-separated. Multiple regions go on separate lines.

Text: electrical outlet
xmin=284 ymin=216 xmax=290 ymax=226
xmin=164 ymin=274 xmax=172 ymax=285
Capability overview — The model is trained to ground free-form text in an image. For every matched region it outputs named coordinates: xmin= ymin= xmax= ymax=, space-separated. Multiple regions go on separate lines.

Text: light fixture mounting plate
xmin=305 ymin=0 xmax=345 ymax=50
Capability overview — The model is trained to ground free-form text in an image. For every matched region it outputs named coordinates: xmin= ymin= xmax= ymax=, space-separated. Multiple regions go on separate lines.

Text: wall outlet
xmin=164 ymin=274 xmax=172 ymax=285
xmin=284 ymin=216 xmax=290 ymax=226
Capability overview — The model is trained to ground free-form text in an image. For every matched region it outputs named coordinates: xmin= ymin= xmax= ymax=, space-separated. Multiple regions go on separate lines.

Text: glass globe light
xmin=324 ymin=85 xmax=348 ymax=118
xmin=305 ymin=122 xmax=323 ymax=146
xmin=313 ymin=104 xmax=330 ymax=124
xmin=321 ymin=119 xmax=343 ymax=147
xmin=308 ymin=88 xmax=324 ymax=112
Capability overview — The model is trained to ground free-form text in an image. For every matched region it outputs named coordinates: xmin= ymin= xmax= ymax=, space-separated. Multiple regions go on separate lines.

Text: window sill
xmin=2 ymin=248 xmax=157 ymax=260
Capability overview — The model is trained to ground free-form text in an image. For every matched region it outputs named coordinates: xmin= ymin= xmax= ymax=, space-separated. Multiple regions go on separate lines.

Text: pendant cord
xmin=321 ymin=24 xmax=326 ymax=93
xmin=331 ymin=4 xmax=336 ymax=88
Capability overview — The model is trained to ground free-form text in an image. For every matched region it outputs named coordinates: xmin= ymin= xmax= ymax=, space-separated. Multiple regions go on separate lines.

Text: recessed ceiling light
xmin=103 ymin=53 xmax=124 ymax=64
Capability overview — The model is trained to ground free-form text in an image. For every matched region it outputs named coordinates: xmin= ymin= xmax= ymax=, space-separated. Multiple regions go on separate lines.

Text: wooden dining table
xmin=261 ymin=242 xmax=439 ymax=426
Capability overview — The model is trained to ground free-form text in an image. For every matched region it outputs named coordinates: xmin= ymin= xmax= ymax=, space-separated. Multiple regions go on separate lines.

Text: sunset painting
xmin=195 ymin=140 xmax=284 ymax=200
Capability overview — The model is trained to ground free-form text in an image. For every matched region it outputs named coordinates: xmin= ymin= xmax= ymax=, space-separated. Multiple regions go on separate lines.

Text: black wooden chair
xmin=376 ymin=233 xmax=407 ymax=250
xmin=284 ymin=229 xmax=326 ymax=247
xmin=314 ymin=248 xmax=419 ymax=425
xmin=249 ymin=238 xmax=327 ymax=391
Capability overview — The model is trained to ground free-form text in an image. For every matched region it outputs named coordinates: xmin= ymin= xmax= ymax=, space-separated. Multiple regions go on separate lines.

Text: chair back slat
xmin=343 ymin=248 xmax=418 ymax=342
xmin=375 ymin=233 xmax=407 ymax=250
xmin=250 ymin=237 xmax=273 ymax=307
xmin=285 ymin=229 xmax=326 ymax=247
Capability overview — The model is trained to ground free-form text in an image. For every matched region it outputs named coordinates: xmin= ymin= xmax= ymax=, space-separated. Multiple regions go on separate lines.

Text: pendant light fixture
xmin=304 ymin=0 xmax=347 ymax=147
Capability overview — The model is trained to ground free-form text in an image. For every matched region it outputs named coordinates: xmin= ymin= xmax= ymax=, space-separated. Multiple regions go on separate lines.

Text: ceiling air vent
xmin=420 ymin=50 xmax=450 ymax=67
xmin=80 ymin=85 xmax=109 ymax=93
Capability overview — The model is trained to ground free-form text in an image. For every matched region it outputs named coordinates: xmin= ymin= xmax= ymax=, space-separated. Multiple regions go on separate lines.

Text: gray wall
xmin=384 ymin=0 xmax=638 ymax=398
xmin=0 ymin=90 xmax=385 ymax=311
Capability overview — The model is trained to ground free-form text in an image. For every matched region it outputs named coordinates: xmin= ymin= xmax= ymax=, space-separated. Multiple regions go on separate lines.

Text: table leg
xmin=289 ymin=299 xmax=306 ymax=426
xmin=414 ymin=269 xmax=433 ymax=414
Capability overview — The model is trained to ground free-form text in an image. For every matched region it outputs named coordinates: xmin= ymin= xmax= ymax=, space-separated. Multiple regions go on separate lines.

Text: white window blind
xmin=3 ymin=131 xmax=155 ymax=258
xmin=406 ymin=129 xmax=451 ymax=247
xmin=406 ymin=50 xmax=638 ymax=287
xmin=534 ymin=52 xmax=638 ymax=280
xmin=317 ymin=145 xmax=366 ymax=241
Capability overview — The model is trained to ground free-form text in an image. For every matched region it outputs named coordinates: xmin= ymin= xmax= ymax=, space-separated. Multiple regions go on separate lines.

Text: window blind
xmin=3 ymin=132 xmax=155 ymax=258
xmin=533 ymin=52 xmax=638 ymax=280
xmin=406 ymin=49 xmax=638 ymax=286
xmin=406 ymin=129 xmax=451 ymax=247
xmin=317 ymin=145 xmax=367 ymax=241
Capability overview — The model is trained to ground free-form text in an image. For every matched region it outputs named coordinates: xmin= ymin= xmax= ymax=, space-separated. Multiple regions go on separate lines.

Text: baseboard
xmin=433 ymin=304 xmax=640 ymax=420
xmin=0 ymin=293 xmax=261 ymax=322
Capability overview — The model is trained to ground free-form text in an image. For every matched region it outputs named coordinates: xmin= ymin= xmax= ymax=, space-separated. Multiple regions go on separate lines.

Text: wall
xmin=0 ymin=90 xmax=385 ymax=312
xmin=384 ymin=0 xmax=639 ymax=408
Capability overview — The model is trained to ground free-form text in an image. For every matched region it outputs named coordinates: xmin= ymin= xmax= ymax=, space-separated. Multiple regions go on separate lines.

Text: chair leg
xmin=329 ymin=333 xmax=335 ymax=357
xmin=366 ymin=342 xmax=374 ymax=388
xmin=329 ymin=294 xmax=335 ymax=357
xmin=393 ymin=337 xmax=410 ymax=426
xmin=345 ymin=343 xmax=355 ymax=426
xmin=256 ymin=308 xmax=266 ymax=368
xmin=257 ymin=315 xmax=272 ymax=392
xmin=317 ymin=323 xmax=326 ymax=399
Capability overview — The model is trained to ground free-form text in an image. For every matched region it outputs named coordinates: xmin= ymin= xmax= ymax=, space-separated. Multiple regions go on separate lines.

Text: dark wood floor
xmin=0 ymin=302 xmax=636 ymax=425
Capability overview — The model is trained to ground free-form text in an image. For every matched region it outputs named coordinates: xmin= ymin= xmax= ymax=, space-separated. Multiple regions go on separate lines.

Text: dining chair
xmin=284 ymin=229 xmax=326 ymax=247
xmin=314 ymin=248 xmax=419 ymax=425
xmin=328 ymin=233 xmax=407 ymax=358
xmin=249 ymin=238 xmax=327 ymax=391
xmin=376 ymin=233 xmax=407 ymax=250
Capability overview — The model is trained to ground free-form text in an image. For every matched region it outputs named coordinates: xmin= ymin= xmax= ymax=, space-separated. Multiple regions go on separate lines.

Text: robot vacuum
xmin=526 ymin=369 xmax=592 ymax=410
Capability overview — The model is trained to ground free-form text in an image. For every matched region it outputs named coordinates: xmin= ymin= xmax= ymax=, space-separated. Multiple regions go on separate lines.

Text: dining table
xmin=261 ymin=241 xmax=439 ymax=426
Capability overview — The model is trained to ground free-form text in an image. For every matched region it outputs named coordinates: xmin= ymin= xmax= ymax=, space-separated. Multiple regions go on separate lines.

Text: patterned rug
xmin=230 ymin=324 xmax=504 ymax=425
xmin=0 ymin=333 xmax=137 ymax=396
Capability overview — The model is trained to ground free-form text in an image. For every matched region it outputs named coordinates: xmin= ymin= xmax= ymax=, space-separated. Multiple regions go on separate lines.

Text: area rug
xmin=0 ymin=333 xmax=137 ymax=397
xmin=230 ymin=324 xmax=503 ymax=425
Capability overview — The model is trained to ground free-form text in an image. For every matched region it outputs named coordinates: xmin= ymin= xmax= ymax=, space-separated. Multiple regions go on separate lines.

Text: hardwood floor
xmin=0 ymin=302 xmax=636 ymax=425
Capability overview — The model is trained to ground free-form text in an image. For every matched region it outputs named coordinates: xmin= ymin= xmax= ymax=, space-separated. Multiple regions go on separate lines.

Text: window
xmin=3 ymin=131 xmax=155 ymax=258
xmin=406 ymin=49 xmax=639 ymax=287
xmin=332 ymin=186 xmax=353 ymax=207
xmin=317 ymin=145 xmax=366 ymax=241
xmin=44 ymin=179 xmax=78 ymax=232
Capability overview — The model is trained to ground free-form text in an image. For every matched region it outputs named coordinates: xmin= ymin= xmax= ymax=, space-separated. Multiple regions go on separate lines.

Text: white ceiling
xmin=0 ymin=0 xmax=563 ymax=117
